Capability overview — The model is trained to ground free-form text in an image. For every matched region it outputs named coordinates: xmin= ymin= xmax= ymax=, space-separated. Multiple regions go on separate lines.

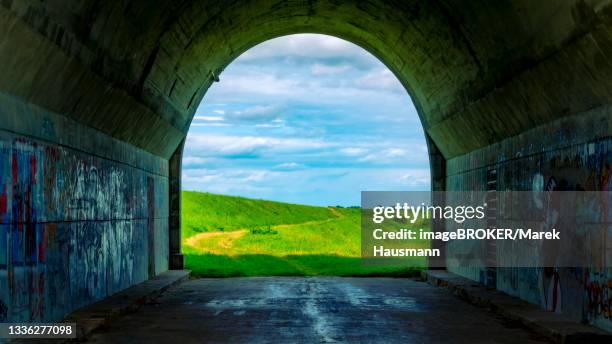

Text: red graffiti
xmin=600 ymin=163 xmax=610 ymax=191
xmin=586 ymin=278 xmax=612 ymax=319
xmin=0 ymin=186 xmax=6 ymax=214
xmin=38 ymin=225 xmax=46 ymax=263
xmin=43 ymin=147 xmax=59 ymax=212
xmin=11 ymin=152 xmax=17 ymax=184
xmin=29 ymin=155 xmax=37 ymax=185
xmin=11 ymin=152 xmax=23 ymax=222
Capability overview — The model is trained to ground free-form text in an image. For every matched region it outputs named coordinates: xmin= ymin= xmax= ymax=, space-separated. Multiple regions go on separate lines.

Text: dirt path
xmin=184 ymin=229 xmax=248 ymax=249
xmin=328 ymin=207 xmax=342 ymax=218
xmin=183 ymin=208 xmax=344 ymax=251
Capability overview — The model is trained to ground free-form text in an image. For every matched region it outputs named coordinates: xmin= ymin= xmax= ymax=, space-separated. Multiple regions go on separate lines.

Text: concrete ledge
xmin=422 ymin=270 xmax=611 ymax=344
xmin=64 ymin=270 xmax=190 ymax=341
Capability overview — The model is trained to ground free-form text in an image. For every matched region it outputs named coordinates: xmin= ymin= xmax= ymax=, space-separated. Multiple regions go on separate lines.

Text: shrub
xmin=250 ymin=226 xmax=278 ymax=235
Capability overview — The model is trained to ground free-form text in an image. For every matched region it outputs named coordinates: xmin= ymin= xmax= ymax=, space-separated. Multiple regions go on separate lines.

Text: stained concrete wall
xmin=0 ymin=2 xmax=175 ymax=323
xmin=0 ymin=92 xmax=169 ymax=322
xmin=446 ymin=106 xmax=612 ymax=330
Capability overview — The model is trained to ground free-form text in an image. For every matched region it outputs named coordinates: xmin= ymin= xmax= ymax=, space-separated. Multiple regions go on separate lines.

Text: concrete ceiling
xmin=1 ymin=0 xmax=612 ymax=158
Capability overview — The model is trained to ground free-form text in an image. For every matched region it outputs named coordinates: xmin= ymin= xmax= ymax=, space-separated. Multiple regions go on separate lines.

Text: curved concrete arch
xmin=0 ymin=0 xmax=611 ymax=330
xmin=3 ymin=1 xmax=611 ymax=158
xmin=141 ymin=0 xmax=612 ymax=158
xmin=144 ymin=0 xmax=494 ymax=156
xmin=147 ymin=0 xmax=476 ymax=133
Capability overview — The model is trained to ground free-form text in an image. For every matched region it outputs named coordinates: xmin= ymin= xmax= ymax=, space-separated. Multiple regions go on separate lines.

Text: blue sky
xmin=182 ymin=34 xmax=429 ymax=206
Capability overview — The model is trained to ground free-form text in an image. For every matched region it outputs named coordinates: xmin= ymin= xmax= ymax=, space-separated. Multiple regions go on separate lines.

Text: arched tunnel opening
xmin=0 ymin=0 xmax=610 ymax=342
xmin=178 ymin=33 xmax=431 ymax=278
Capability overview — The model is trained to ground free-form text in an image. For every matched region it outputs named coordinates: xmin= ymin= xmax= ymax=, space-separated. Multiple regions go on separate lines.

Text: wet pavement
xmin=87 ymin=277 xmax=550 ymax=343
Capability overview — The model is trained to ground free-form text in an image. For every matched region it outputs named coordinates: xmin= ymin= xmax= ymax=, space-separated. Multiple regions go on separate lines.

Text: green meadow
xmin=181 ymin=191 xmax=426 ymax=277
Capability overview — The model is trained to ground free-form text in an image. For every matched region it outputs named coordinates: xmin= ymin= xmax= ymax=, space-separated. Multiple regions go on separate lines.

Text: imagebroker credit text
xmin=372 ymin=228 xmax=560 ymax=242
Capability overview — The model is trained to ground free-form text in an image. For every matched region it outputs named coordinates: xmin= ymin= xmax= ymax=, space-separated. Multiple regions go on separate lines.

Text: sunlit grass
xmin=182 ymin=191 xmax=427 ymax=277
xmin=182 ymin=191 xmax=337 ymax=238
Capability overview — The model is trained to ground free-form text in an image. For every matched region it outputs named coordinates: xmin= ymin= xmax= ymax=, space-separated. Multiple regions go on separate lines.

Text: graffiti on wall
xmin=537 ymin=140 xmax=611 ymax=324
xmin=0 ymin=130 xmax=169 ymax=322
xmin=447 ymin=122 xmax=612 ymax=331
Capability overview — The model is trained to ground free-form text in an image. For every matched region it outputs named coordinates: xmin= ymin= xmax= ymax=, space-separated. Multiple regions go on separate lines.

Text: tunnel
xmin=0 ymin=0 xmax=611 ymax=334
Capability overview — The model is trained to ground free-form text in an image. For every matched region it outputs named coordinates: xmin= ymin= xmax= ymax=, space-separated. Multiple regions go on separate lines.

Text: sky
xmin=182 ymin=34 xmax=429 ymax=206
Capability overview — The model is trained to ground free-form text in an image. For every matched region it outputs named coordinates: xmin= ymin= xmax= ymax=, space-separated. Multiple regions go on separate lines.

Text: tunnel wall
xmin=0 ymin=92 xmax=169 ymax=322
xmin=446 ymin=105 xmax=612 ymax=331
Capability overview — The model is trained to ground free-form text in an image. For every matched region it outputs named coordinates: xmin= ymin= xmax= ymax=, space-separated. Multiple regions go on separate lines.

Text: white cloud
xmin=232 ymin=105 xmax=278 ymax=120
xmin=206 ymin=68 xmax=408 ymax=109
xmin=311 ymin=63 xmax=351 ymax=75
xmin=184 ymin=133 xmax=329 ymax=157
xmin=182 ymin=168 xmax=279 ymax=195
xmin=241 ymin=171 xmax=269 ymax=182
xmin=182 ymin=156 xmax=209 ymax=167
xmin=275 ymin=162 xmax=303 ymax=170
xmin=214 ymin=73 xmax=301 ymax=97
xmin=193 ymin=115 xmax=224 ymax=121
xmin=183 ymin=169 xmax=271 ymax=183
xmin=255 ymin=118 xmax=285 ymax=128
xmin=339 ymin=147 xmax=368 ymax=156
xmin=255 ymin=123 xmax=284 ymax=128
xmin=360 ymin=148 xmax=406 ymax=163
xmin=355 ymin=68 xmax=403 ymax=93
xmin=239 ymin=34 xmax=373 ymax=65
xmin=398 ymin=170 xmax=431 ymax=187
xmin=195 ymin=104 xmax=285 ymax=125
xmin=190 ymin=122 xmax=229 ymax=127
xmin=359 ymin=147 xmax=428 ymax=164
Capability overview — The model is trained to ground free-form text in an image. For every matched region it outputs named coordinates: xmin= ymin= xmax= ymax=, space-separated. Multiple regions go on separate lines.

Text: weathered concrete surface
xmin=2 ymin=0 xmax=612 ymax=158
xmin=86 ymin=277 xmax=550 ymax=343
xmin=65 ymin=270 xmax=190 ymax=340
xmin=423 ymin=270 xmax=612 ymax=344
xmin=0 ymin=92 xmax=169 ymax=323
xmin=446 ymin=105 xmax=612 ymax=331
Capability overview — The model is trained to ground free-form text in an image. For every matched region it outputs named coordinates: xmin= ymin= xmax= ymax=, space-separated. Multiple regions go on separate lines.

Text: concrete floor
xmin=88 ymin=277 xmax=550 ymax=343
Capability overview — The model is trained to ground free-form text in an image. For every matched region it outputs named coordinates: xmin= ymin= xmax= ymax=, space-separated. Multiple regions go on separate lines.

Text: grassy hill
xmin=181 ymin=191 xmax=426 ymax=277
xmin=182 ymin=191 xmax=339 ymax=239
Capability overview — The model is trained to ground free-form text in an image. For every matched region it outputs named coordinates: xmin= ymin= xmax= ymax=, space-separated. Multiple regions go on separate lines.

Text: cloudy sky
xmin=182 ymin=34 xmax=429 ymax=206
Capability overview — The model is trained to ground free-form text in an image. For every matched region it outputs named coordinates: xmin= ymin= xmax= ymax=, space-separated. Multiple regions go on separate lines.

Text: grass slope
xmin=182 ymin=191 xmax=426 ymax=277
xmin=182 ymin=191 xmax=338 ymax=239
